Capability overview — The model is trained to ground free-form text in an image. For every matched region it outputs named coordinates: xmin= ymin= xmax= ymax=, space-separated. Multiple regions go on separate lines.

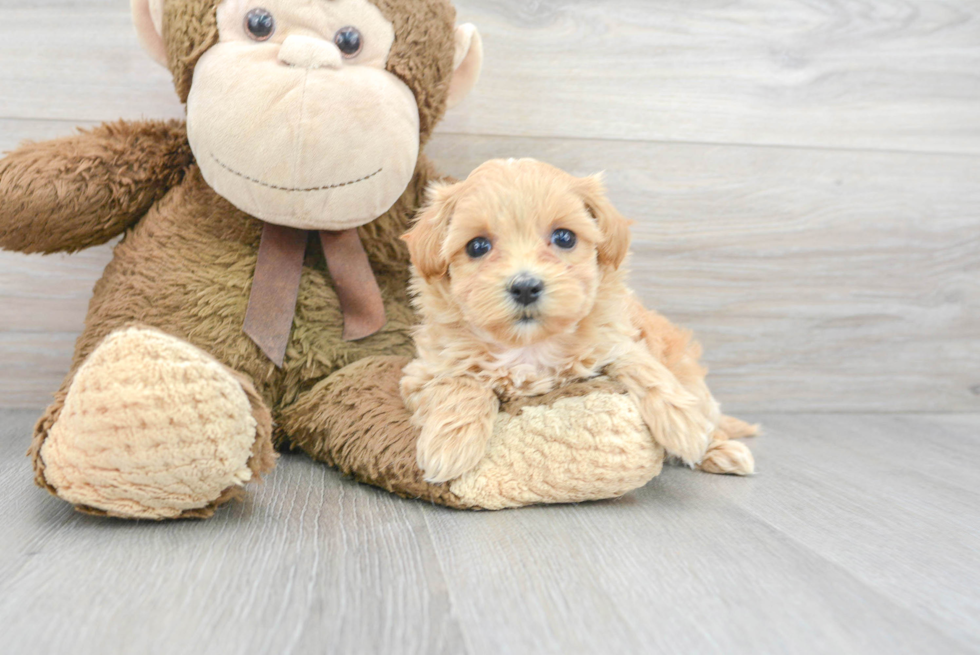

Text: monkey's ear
xmin=402 ymin=181 xmax=462 ymax=280
xmin=131 ymin=0 xmax=168 ymax=67
xmin=578 ymin=174 xmax=633 ymax=270
xmin=446 ymin=24 xmax=484 ymax=110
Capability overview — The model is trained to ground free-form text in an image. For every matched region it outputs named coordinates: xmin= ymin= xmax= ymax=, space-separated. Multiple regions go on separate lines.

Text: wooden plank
xmin=2 ymin=124 xmax=978 ymax=411
xmin=446 ymin=0 xmax=980 ymax=154
xmin=0 ymin=333 xmax=76 ymax=408
xmin=665 ymin=413 xmax=980 ymax=650
xmin=0 ymin=411 xmax=467 ymax=655
xmin=3 ymin=410 xmax=979 ymax=654
xmin=0 ymin=2 xmax=979 ymax=153
xmin=423 ymin=483 xmax=973 ymax=654
xmin=0 ymin=9 xmax=184 ymax=123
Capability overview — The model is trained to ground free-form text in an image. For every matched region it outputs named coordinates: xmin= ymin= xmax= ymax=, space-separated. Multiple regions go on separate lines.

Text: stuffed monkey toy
xmin=0 ymin=0 xmax=673 ymax=519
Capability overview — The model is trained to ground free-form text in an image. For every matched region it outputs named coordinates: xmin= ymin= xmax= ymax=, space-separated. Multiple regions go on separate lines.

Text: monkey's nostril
xmin=509 ymin=275 xmax=545 ymax=307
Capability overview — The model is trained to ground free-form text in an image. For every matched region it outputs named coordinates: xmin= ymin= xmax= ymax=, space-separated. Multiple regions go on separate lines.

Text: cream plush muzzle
xmin=185 ymin=0 xmax=421 ymax=230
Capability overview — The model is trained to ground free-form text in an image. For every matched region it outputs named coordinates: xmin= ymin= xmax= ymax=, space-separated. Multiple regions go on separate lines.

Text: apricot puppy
xmin=401 ymin=159 xmax=756 ymax=483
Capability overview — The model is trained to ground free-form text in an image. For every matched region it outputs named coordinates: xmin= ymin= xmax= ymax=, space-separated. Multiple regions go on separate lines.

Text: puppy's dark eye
xmin=245 ymin=8 xmax=275 ymax=41
xmin=335 ymin=27 xmax=363 ymax=58
xmin=466 ymin=237 xmax=493 ymax=259
xmin=551 ymin=229 xmax=577 ymax=249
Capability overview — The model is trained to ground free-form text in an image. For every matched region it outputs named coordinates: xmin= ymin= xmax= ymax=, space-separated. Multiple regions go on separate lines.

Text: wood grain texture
xmin=0 ymin=9 xmax=184 ymax=123
xmin=449 ymin=0 xmax=980 ymax=155
xmin=2 ymin=409 xmax=978 ymax=654
xmin=2 ymin=2 xmax=980 ymax=153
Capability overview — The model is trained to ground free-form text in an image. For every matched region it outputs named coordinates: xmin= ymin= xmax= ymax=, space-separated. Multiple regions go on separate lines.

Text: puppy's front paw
xmin=417 ymin=417 xmax=493 ymax=484
xmin=640 ymin=394 xmax=714 ymax=467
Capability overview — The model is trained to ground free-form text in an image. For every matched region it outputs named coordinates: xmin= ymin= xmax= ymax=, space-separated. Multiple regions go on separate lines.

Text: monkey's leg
xmin=30 ymin=326 xmax=276 ymax=520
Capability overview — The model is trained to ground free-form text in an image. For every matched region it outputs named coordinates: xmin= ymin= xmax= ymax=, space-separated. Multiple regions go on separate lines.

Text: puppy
xmin=401 ymin=159 xmax=757 ymax=483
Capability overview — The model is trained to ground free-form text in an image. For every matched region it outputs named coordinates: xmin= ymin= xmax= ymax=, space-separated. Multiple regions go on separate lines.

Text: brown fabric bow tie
xmin=243 ymin=222 xmax=386 ymax=368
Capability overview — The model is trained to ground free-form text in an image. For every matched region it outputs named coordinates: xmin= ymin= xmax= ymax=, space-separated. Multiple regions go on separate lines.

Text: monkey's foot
xmin=38 ymin=327 xmax=275 ymax=520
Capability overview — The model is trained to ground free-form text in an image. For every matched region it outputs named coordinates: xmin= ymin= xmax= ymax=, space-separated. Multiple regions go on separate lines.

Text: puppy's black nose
xmin=509 ymin=275 xmax=545 ymax=306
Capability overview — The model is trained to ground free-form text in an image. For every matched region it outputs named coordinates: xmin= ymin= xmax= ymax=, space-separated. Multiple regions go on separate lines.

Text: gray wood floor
xmin=2 ymin=410 xmax=979 ymax=654
xmin=1 ymin=0 xmax=979 ymax=653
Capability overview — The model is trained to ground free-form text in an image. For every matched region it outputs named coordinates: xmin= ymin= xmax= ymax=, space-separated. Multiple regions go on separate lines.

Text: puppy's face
xmin=404 ymin=159 xmax=631 ymax=347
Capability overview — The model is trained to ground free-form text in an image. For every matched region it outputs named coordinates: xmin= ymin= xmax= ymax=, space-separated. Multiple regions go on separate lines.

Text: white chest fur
xmin=481 ymin=341 xmax=607 ymax=400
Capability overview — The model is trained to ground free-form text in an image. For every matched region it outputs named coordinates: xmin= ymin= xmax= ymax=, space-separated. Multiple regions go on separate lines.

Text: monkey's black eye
xmin=551 ymin=229 xmax=577 ymax=249
xmin=466 ymin=237 xmax=492 ymax=259
xmin=245 ymin=8 xmax=275 ymax=41
xmin=334 ymin=27 xmax=363 ymax=58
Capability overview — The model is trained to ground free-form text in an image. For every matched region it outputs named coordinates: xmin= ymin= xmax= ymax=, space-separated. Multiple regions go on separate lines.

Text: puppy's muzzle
xmin=508 ymin=274 xmax=545 ymax=307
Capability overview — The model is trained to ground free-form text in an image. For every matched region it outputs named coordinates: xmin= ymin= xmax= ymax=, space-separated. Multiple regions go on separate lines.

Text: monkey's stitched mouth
xmin=210 ymin=154 xmax=383 ymax=193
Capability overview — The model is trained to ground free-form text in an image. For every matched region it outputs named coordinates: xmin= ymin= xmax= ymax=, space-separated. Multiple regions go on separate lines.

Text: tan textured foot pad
xmin=40 ymin=327 xmax=261 ymax=519
xmin=284 ymin=357 xmax=664 ymax=510
xmin=450 ymin=392 xmax=664 ymax=510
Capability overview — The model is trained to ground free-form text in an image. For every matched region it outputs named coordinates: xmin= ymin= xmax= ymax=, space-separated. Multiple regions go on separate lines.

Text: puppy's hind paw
xmin=699 ymin=439 xmax=755 ymax=476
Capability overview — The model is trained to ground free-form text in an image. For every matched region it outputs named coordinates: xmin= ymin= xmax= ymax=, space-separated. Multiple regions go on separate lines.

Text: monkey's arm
xmin=0 ymin=120 xmax=192 ymax=254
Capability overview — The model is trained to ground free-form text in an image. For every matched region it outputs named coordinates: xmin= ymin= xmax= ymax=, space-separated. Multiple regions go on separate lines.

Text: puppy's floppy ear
xmin=578 ymin=174 xmax=632 ymax=269
xmin=402 ymin=181 xmax=461 ymax=280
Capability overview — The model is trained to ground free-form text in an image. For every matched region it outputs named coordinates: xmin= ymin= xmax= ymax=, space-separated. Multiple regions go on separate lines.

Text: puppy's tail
xmin=715 ymin=415 xmax=761 ymax=441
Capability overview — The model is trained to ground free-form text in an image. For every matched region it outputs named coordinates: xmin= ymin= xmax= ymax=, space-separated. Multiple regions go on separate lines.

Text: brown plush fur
xmin=0 ymin=120 xmax=191 ymax=254
xmin=25 ymin=159 xmax=434 ymax=446
xmin=163 ymin=0 xmax=220 ymax=103
xmin=281 ymin=356 xmax=473 ymax=508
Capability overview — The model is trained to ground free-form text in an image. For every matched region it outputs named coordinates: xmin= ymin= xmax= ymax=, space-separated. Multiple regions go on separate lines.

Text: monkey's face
xmin=185 ymin=0 xmax=421 ymax=230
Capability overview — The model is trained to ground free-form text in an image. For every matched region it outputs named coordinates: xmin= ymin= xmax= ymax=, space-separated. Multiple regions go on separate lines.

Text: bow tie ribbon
xmin=243 ymin=222 xmax=386 ymax=367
